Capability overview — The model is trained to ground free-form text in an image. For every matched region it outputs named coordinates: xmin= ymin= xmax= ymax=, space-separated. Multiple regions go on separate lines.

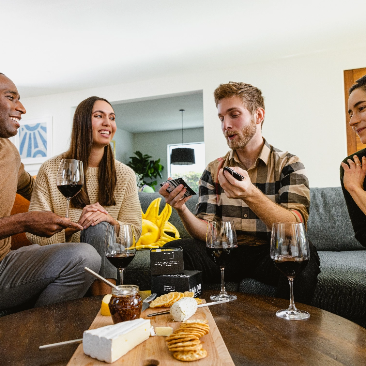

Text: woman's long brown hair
xmin=65 ymin=96 xmax=117 ymax=208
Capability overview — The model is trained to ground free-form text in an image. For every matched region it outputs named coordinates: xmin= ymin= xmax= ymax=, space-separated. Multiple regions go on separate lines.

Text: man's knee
xmin=65 ymin=243 xmax=101 ymax=273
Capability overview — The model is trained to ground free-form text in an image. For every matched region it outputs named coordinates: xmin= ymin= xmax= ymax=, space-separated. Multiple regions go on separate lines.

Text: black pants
xmin=164 ymin=239 xmax=321 ymax=305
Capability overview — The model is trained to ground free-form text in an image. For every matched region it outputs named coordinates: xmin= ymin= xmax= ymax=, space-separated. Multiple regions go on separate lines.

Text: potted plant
xmin=127 ymin=151 xmax=163 ymax=191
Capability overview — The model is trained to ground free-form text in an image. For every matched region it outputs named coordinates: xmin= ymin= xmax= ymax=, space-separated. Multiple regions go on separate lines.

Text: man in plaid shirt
xmin=160 ymin=81 xmax=320 ymax=304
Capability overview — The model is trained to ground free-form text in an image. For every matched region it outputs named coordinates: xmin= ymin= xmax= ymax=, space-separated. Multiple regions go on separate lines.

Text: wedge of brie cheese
xmin=170 ymin=297 xmax=198 ymax=321
xmin=83 ymin=318 xmax=150 ymax=363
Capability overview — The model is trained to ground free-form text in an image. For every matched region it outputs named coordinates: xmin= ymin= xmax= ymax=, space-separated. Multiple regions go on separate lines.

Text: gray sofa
xmin=126 ymin=188 xmax=366 ymax=328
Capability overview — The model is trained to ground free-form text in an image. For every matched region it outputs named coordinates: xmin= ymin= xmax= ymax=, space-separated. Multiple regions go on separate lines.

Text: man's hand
xmin=218 ymin=167 xmax=254 ymax=200
xmin=159 ymin=181 xmax=192 ymax=212
xmin=24 ymin=211 xmax=83 ymax=237
xmin=341 ymin=155 xmax=366 ymax=193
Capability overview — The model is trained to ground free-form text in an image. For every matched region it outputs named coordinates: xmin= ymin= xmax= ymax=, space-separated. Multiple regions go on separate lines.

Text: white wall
xmin=114 ymin=128 xmax=134 ymax=164
xmin=133 ymin=127 xmax=204 ymax=188
xmin=21 ymin=46 xmax=366 ymax=187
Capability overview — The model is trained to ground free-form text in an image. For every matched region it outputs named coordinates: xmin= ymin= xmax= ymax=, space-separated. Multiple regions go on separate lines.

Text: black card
xmin=160 ymin=178 xmax=196 ymax=198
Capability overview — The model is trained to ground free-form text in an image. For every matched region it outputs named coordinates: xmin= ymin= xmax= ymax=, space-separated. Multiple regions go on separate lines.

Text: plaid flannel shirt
xmin=195 ymin=139 xmax=310 ymax=245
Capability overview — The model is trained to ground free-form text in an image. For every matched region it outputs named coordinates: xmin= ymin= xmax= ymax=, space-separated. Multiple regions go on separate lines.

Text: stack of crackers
xmin=150 ymin=291 xmax=203 ymax=308
xmin=165 ymin=320 xmax=209 ymax=362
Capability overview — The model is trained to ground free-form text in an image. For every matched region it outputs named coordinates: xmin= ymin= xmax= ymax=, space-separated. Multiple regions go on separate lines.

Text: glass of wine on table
xmin=106 ymin=224 xmax=136 ymax=285
xmin=206 ymin=220 xmax=238 ymax=301
xmin=270 ymin=222 xmax=310 ymax=320
xmin=56 ymin=159 xmax=84 ymax=218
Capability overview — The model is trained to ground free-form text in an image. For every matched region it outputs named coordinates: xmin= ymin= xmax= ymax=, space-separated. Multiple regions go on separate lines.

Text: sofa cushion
xmin=307 ymin=187 xmax=364 ymax=251
xmin=312 ymin=251 xmax=366 ymax=326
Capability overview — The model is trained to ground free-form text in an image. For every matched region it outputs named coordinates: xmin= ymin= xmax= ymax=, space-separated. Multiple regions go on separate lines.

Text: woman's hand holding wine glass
xmin=270 ymin=222 xmax=310 ymax=320
xmin=56 ymin=159 xmax=84 ymax=218
xmin=206 ymin=220 xmax=238 ymax=301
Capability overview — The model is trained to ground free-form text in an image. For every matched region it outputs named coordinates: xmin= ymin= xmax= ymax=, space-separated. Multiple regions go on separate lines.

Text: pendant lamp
xmin=171 ymin=109 xmax=195 ymax=165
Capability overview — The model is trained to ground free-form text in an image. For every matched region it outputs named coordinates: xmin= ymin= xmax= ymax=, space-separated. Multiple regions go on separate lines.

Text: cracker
xmin=173 ymin=348 xmax=208 ymax=361
xmin=166 ymin=336 xmax=199 ymax=345
xmin=195 ymin=298 xmax=203 ymax=305
xmin=167 ymin=292 xmax=184 ymax=306
xmin=167 ymin=340 xmax=200 ymax=349
xmin=169 ymin=343 xmax=203 ymax=352
xmin=166 ymin=334 xmax=199 ymax=342
xmin=183 ymin=319 xmax=208 ymax=325
xmin=175 ymin=328 xmax=206 ymax=337
xmin=179 ymin=324 xmax=209 ymax=334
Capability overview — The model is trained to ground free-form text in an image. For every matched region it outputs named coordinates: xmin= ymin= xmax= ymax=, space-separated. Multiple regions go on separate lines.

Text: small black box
xmin=150 ymin=248 xmax=184 ymax=276
xmin=151 ymin=270 xmax=202 ymax=297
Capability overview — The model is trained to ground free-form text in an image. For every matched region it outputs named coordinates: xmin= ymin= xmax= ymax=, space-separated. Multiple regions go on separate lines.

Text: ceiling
xmin=3 ymin=0 xmax=366 ymax=132
xmin=112 ymin=91 xmax=203 ymax=133
xmin=3 ymin=0 xmax=366 ymax=99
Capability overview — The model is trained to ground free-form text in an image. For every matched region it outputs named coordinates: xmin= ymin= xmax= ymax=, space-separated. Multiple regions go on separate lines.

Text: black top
xmin=340 ymin=148 xmax=366 ymax=247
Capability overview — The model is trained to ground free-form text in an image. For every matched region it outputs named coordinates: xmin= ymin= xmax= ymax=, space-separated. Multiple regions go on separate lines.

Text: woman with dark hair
xmin=27 ymin=96 xmax=142 ymax=295
xmin=341 ymin=74 xmax=366 ymax=246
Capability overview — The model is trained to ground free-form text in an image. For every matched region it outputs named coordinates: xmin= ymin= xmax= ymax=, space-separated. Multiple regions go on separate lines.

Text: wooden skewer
xmin=84 ymin=267 xmax=119 ymax=290
xmin=39 ymin=338 xmax=82 ymax=349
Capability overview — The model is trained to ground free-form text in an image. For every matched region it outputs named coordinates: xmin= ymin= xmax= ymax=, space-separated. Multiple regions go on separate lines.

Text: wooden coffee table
xmin=1 ymin=291 xmax=366 ymax=365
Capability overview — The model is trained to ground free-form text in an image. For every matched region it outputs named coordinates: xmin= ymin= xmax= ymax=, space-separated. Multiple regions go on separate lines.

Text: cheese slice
xmin=170 ymin=297 xmax=198 ymax=322
xmin=155 ymin=326 xmax=173 ymax=336
xmin=83 ymin=318 xmax=151 ymax=363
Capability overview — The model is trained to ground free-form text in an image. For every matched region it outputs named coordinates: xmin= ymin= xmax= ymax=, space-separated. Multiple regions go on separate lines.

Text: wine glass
xmin=270 ymin=222 xmax=310 ymax=320
xmin=105 ymin=224 xmax=136 ymax=285
xmin=206 ymin=220 xmax=238 ymax=301
xmin=56 ymin=159 xmax=84 ymax=218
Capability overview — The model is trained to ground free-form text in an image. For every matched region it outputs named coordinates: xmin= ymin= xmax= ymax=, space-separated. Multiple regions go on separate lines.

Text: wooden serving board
xmin=68 ymin=301 xmax=234 ymax=365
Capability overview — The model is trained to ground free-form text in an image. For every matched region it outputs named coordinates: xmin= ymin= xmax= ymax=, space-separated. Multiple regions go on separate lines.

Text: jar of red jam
xmin=109 ymin=285 xmax=142 ymax=324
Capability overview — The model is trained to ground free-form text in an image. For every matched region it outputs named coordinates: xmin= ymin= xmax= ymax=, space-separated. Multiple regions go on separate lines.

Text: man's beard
xmin=225 ymin=118 xmax=256 ymax=150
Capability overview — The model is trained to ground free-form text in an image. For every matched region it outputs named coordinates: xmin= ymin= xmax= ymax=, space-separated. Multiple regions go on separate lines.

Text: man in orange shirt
xmin=0 ymin=73 xmax=101 ymax=312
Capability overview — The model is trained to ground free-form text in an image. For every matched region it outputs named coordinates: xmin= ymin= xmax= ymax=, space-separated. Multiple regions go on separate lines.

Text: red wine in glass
xmin=206 ymin=220 xmax=238 ymax=301
xmin=270 ymin=222 xmax=310 ymax=320
xmin=106 ymin=252 xmax=136 ymax=269
xmin=105 ymin=224 xmax=136 ymax=285
xmin=57 ymin=184 xmax=83 ymax=199
xmin=56 ymin=159 xmax=84 ymax=218
xmin=274 ymin=257 xmax=309 ymax=278
xmin=206 ymin=246 xmax=237 ymax=268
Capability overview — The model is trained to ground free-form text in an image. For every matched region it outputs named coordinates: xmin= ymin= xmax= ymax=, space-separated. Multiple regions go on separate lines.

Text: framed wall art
xmin=12 ymin=117 xmax=53 ymax=164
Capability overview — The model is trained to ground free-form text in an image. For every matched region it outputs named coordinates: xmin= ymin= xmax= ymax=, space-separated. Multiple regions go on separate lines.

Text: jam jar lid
xmin=112 ymin=285 xmax=139 ymax=296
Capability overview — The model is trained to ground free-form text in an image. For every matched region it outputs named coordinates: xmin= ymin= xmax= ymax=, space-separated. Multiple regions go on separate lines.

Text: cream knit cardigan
xmin=26 ymin=155 xmax=142 ymax=245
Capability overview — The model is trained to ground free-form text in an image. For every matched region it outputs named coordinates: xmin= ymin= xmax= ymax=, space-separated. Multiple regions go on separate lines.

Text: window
xmin=167 ymin=142 xmax=205 ymax=193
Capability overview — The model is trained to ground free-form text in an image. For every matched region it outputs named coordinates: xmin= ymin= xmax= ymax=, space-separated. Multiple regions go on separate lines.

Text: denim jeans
xmin=0 ymin=242 xmax=101 ymax=310
xmin=80 ymin=222 xmax=117 ymax=280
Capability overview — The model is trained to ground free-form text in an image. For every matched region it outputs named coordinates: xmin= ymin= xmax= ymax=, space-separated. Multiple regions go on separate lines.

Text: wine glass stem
xmin=66 ymin=198 xmax=70 ymax=218
xmin=118 ymin=268 xmax=124 ymax=286
xmin=288 ymin=277 xmax=298 ymax=311
xmin=220 ymin=266 xmax=226 ymax=294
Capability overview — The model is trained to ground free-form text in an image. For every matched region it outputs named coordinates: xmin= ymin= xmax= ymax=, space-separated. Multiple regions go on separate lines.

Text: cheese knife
xmin=147 ymin=299 xmax=232 ymax=317
xmin=142 ymin=293 xmax=157 ymax=311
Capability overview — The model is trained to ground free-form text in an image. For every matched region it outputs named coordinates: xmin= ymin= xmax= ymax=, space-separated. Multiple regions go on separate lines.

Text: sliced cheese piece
xmin=155 ymin=326 xmax=173 ymax=336
xmin=83 ymin=318 xmax=150 ymax=363
xmin=170 ymin=297 xmax=198 ymax=322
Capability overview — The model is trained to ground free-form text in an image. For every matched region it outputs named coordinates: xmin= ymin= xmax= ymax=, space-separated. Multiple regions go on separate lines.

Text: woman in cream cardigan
xmin=27 ymin=96 xmax=142 ymax=295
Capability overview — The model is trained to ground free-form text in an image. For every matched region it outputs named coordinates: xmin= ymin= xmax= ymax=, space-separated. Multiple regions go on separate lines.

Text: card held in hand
xmin=160 ymin=178 xmax=197 ymax=198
